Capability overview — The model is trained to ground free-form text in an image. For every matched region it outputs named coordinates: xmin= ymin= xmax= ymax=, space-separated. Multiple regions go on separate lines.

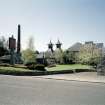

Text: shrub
xmin=26 ymin=63 xmax=46 ymax=71
xmin=26 ymin=63 xmax=36 ymax=70
xmin=35 ymin=64 xmax=46 ymax=71
xmin=25 ymin=62 xmax=36 ymax=66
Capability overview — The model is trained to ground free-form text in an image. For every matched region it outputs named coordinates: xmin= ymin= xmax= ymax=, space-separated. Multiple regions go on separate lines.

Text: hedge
xmin=0 ymin=67 xmax=95 ymax=76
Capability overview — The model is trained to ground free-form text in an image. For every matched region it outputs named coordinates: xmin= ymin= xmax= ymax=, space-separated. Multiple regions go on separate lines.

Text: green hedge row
xmin=0 ymin=69 xmax=44 ymax=76
xmin=0 ymin=68 xmax=95 ymax=76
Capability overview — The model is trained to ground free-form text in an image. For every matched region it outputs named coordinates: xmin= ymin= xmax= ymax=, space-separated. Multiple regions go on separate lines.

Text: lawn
xmin=46 ymin=64 xmax=93 ymax=71
xmin=0 ymin=64 xmax=94 ymax=75
xmin=0 ymin=66 xmax=36 ymax=75
xmin=0 ymin=65 xmax=47 ymax=76
xmin=0 ymin=66 xmax=30 ymax=71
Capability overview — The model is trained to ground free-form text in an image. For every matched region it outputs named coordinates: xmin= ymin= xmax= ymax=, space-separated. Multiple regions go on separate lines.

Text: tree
xmin=0 ymin=36 xmax=9 ymax=57
xmin=22 ymin=36 xmax=36 ymax=64
xmin=63 ymin=50 xmax=77 ymax=64
xmin=54 ymin=49 xmax=63 ymax=64
xmin=78 ymin=43 xmax=101 ymax=65
xmin=62 ymin=50 xmax=69 ymax=64
xmin=22 ymin=49 xmax=36 ymax=64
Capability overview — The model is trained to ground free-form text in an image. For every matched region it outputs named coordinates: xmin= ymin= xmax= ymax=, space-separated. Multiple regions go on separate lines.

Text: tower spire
xmin=56 ymin=39 xmax=62 ymax=49
xmin=48 ymin=40 xmax=54 ymax=52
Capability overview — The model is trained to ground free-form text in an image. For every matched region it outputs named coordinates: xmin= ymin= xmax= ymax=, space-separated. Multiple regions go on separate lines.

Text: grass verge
xmin=46 ymin=64 xmax=94 ymax=71
xmin=0 ymin=66 xmax=45 ymax=76
xmin=0 ymin=64 xmax=95 ymax=76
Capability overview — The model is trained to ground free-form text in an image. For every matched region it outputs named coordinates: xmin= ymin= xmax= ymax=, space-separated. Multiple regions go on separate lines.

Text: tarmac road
xmin=0 ymin=74 xmax=105 ymax=105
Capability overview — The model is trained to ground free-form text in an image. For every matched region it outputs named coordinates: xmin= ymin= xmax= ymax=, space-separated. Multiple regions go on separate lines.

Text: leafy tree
xmin=0 ymin=36 xmax=9 ymax=57
xmin=63 ymin=50 xmax=78 ymax=64
xmin=22 ymin=36 xmax=36 ymax=64
xmin=54 ymin=49 xmax=63 ymax=64
xmin=22 ymin=49 xmax=36 ymax=64
xmin=62 ymin=50 xmax=69 ymax=64
xmin=78 ymin=43 xmax=101 ymax=66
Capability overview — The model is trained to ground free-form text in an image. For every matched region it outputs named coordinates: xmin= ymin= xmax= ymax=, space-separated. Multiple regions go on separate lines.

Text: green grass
xmin=46 ymin=64 xmax=93 ymax=71
xmin=0 ymin=66 xmax=30 ymax=71
xmin=0 ymin=66 xmax=45 ymax=76
xmin=0 ymin=66 xmax=34 ymax=75
xmin=0 ymin=64 xmax=94 ymax=76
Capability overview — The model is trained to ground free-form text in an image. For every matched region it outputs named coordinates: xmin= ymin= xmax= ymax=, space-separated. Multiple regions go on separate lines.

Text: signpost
xmin=9 ymin=35 xmax=16 ymax=65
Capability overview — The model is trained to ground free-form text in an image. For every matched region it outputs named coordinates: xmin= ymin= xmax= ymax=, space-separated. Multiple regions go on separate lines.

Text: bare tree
xmin=27 ymin=36 xmax=35 ymax=51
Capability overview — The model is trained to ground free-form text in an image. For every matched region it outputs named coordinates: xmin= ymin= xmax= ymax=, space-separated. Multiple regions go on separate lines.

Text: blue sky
xmin=0 ymin=0 xmax=105 ymax=51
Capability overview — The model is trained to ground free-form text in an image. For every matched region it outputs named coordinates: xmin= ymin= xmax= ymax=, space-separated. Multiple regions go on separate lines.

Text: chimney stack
xmin=17 ymin=24 xmax=21 ymax=53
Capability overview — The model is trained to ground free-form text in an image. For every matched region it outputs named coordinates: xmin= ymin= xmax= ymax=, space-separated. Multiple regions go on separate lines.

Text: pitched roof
xmin=96 ymin=43 xmax=103 ymax=48
xmin=48 ymin=40 xmax=53 ymax=45
xmin=68 ymin=42 xmax=82 ymax=52
xmin=36 ymin=52 xmax=44 ymax=59
xmin=56 ymin=40 xmax=62 ymax=45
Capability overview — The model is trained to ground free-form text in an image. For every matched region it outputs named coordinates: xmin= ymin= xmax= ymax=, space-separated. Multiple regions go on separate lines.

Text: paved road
xmin=36 ymin=72 xmax=105 ymax=83
xmin=0 ymin=75 xmax=105 ymax=105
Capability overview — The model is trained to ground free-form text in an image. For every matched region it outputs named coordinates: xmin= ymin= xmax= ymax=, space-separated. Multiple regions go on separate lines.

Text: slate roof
xmin=36 ymin=52 xmax=44 ymax=59
xmin=48 ymin=40 xmax=53 ymax=45
xmin=56 ymin=40 xmax=62 ymax=45
xmin=96 ymin=43 xmax=103 ymax=49
xmin=68 ymin=42 xmax=82 ymax=52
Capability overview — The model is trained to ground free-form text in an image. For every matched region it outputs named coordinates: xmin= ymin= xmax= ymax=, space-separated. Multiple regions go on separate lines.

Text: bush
xmin=26 ymin=63 xmax=36 ymax=70
xmin=35 ymin=64 xmax=46 ymax=71
xmin=25 ymin=62 xmax=36 ymax=66
xmin=26 ymin=63 xmax=46 ymax=71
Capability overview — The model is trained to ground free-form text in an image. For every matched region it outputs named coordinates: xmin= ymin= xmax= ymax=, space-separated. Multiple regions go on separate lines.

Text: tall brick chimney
xmin=17 ymin=24 xmax=21 ymax=53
